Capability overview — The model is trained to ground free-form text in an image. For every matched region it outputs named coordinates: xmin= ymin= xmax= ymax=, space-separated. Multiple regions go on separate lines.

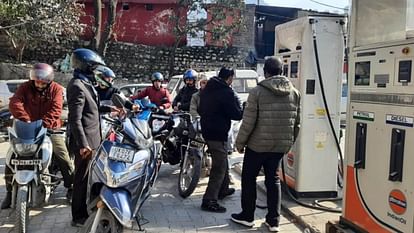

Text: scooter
xmin=81 ymin=94 xmax=162 ymax=233
xmin=6 ymin=119 xmax=62 ymax=233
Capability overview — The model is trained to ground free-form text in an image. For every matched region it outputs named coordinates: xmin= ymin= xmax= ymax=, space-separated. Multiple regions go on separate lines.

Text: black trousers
xmin=203 ymin=140 xmax=230 ymax=201
xmin=71 ymin=151 xmax=91 ymax=221
xmin=241 ymin=147 xmax=284 ymax=226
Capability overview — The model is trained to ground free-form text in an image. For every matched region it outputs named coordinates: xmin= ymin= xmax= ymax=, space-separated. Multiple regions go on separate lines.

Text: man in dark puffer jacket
xmin=199 ymin=67 xmax=243 ymax=213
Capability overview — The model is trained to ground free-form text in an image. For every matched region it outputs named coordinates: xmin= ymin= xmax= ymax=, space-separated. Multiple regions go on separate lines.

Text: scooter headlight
xmin=14 ymin=143 xmax=38 ymax=156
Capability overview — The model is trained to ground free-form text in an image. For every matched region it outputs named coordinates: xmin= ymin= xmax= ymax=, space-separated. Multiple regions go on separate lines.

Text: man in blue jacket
xmin=199 ymin=67 xmax=243 ymax=212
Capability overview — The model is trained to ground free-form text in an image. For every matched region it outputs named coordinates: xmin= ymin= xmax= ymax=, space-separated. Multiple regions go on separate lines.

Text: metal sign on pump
xmin=274 ymin=15 xmax=346 ymax=198
xmin=340 ymin=0 xmax=414 ymax=232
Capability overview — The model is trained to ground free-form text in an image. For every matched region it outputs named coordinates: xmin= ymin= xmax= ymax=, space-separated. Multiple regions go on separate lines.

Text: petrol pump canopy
xmin=353 ymin=0 xmax=414 ymax=47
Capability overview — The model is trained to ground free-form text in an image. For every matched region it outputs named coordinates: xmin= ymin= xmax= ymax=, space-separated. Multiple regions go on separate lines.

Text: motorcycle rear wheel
xmin=178 ymin=155 xmax=201 ymax=198
xmin=16 ymin=185 xmax=29 ymax=233
xmin=81 ymin=209 xmax=122 ymax=233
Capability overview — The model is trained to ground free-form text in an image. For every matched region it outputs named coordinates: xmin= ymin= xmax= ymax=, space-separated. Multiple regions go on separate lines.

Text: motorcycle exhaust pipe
xmin=90 ymin=200 xmax=105 ymax=233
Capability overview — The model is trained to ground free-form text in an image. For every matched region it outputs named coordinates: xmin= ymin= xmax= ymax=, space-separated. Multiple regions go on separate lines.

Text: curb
xmin=233 ymin=163 xmax=321 ymax=233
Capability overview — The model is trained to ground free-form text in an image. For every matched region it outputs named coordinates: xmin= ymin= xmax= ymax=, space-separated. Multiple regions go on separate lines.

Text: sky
xmin=245 ymin=0 xmax=350 ymax=13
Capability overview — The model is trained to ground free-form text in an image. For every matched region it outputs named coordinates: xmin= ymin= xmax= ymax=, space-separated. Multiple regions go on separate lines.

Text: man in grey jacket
xmin=231 ymin=57 xmax=301 ymax=232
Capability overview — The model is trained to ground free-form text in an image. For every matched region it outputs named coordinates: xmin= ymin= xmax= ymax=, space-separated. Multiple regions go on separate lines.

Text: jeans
xmin=203 ymin=140 xmax=230 ymax=201
xmin=241 ymin=147 xmax=284 ymax=226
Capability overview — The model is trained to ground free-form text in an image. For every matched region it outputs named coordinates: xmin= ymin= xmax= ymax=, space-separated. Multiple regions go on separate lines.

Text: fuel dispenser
xmin=275 ymin=16 xmax=345 ymax=197
xmin=341 ymin=0 xmax=414 ymax=232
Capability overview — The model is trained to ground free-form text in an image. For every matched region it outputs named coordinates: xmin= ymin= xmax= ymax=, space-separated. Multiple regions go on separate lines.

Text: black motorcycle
xmin=154 ymin=112 xmax=211 ymax=198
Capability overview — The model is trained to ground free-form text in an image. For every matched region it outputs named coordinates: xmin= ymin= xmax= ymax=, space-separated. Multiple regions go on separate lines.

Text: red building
xmin=80 ymin=0 xmax=186 ymax=46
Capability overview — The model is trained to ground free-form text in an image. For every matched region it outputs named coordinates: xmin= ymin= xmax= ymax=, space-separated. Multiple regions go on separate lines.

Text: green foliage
xmin=0 ymin=0 xmax=84 ymax=61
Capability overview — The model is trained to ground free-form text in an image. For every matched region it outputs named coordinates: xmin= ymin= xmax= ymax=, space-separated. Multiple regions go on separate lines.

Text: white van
xmin=167 ymin=69 xmax=260 ymax=102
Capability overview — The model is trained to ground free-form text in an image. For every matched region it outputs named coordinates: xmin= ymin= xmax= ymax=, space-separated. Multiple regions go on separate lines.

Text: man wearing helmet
xmin=173 ymin=69 xmax=199 ymax=111
xmin=67 ymin=48 xmax=107 ymax=226
xmin=130 ymin=72 xmax=172 ymax=109
xmin=94 ymin=65 xmax=119 ymax=101
xmin=1 ymin=63 xmax=74 ymax=209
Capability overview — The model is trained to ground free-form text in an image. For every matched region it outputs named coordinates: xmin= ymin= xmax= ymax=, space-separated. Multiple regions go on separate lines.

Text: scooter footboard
xmin=100 ymin=186 xmax=133 ymax=228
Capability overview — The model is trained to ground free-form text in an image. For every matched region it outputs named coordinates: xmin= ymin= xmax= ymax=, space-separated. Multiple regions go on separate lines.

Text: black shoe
xmin=201 ymin=200 xmax=226 ymax=213
xmin=218 ymin=188 xmax=235 ymax=200
xmin=71 ymin=218 xmax=87 ymax=227
xmin=1 ymin=192 xmax=12 ymax=209
xmin=231 ymin=213 xmax=254 ymax=227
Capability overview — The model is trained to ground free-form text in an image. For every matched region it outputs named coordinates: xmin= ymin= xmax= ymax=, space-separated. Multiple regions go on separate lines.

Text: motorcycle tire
xmin=16 ymin=185 xmax=29 ymax=233
xmin=81 ymin=209 xmax=122 ymax=233
xmin=178 ymin=155 xmax=201 ymax=198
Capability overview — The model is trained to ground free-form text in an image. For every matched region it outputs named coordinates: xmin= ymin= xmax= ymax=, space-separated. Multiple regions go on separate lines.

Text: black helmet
xmin=151 ymin=72 xmax=164 ymax=82
xmin=71 ymin=48 xmax=105 ymax=73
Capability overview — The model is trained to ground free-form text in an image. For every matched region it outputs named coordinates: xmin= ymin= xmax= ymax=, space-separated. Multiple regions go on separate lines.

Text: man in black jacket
xmin=67 ymin=48 xmax=106 ymax=227
xmin=199 ymin=67 xmax=243 ymax=212
xmin=173 ymin=69 xmax=198 ymax=111
xmin=94 ymin=65 xmax=119 ymax=101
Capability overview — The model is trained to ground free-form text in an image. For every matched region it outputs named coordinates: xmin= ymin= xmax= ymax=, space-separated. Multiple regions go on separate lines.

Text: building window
xmin=145 ymin=4 xmax=153 ymax=11
xmin=122 ymin=3 xmax=129 ymax=11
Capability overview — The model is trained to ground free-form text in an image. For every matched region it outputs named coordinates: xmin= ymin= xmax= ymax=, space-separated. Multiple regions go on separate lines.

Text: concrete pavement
xmin=0 ymin=142 xmax=304 ymax=233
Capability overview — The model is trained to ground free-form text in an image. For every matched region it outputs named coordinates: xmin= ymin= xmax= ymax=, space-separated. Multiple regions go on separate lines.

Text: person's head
xmin=264 ymin=56 xmax=283 ymax=78
xmin=198 ymin=74 xmax=209 ymax=90
xmin=183 ymin=69 xmax=197 ymax=87
xmin=30 ymin=63 xmax=54 ymax=92
xmin=151 ymin=72 xmax=164 ymax=90
xmin=94 ymin=65 xmax=116 ymax=89
xmin=218 ymin=67 xmax=235 ymax=86
xmin=71 ymin=48 xmax=105 ymax=75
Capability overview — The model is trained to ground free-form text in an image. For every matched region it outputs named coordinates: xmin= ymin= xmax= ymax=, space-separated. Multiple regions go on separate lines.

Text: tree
xmin=0 ymin=0 xmax=84 ymax=62
xmin=91 ymin=0 xmax=118 ymax=56
xmin=168 ymin=0 xmax=245 ymax=76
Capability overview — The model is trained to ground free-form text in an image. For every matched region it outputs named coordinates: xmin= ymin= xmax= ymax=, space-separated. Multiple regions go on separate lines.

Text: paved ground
xmin=0 ymin=142 xmax=304 ymax=233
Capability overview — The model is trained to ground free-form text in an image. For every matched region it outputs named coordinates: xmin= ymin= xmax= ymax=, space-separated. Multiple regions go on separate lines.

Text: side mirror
xmin=111 ymin=93 xmax=126 ymax=108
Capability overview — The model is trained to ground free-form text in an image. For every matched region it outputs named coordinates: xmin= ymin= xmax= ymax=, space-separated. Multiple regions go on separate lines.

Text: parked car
xmin=0 ymin=80 xmax=26 ymax=109
xmin=119 ymin=83 xmax=168 ymax=98
xmin=167 ymin=69 xmax=260 ymax=102
xmin=119 ymin=83 xmax=152 ymax=97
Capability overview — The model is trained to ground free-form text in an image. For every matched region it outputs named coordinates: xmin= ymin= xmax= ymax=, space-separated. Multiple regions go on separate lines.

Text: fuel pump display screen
xmin=290 ymin=61 xmax=298 ymax=78
xmin=355 ymin=61 xmax=371 ymax=86
xmin=398 ymin=60 xmax=412 ymax=83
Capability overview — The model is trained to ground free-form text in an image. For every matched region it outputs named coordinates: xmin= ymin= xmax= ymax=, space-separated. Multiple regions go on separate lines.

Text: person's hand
xmin=236 ymin=146 xmax=245 ymax=154
xmin=132 ymin=104 xmax=140 ymax=112
xmin=173 ymin=106 xmax=179 ymax=111
xmin=80 ymin=147 xmax=92 ymax=159
xmin=110 ymin=106 xmax=121 ymax=113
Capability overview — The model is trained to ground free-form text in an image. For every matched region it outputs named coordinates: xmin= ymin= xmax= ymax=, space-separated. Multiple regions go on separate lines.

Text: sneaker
xmin=1 ymin=191 xmax=12 ymax=209
xmin=218 ymin=188 xmax=235 ymax=200
xmin=201 ymin=200 xmax=226 ymax=213
xmin=231 ymin=213 xmax=254 ymax=227
xmin=265 ymin=221 xmax=280 ymax=232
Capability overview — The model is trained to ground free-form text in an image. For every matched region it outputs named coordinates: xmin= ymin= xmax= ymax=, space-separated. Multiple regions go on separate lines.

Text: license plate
xmin=190 ymin=141 xmax=204 ymax=148
xmin=108 ymin=146 xmax=135 ymax=163
xmin=11 ymin=159 xmax=42 ymax=165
